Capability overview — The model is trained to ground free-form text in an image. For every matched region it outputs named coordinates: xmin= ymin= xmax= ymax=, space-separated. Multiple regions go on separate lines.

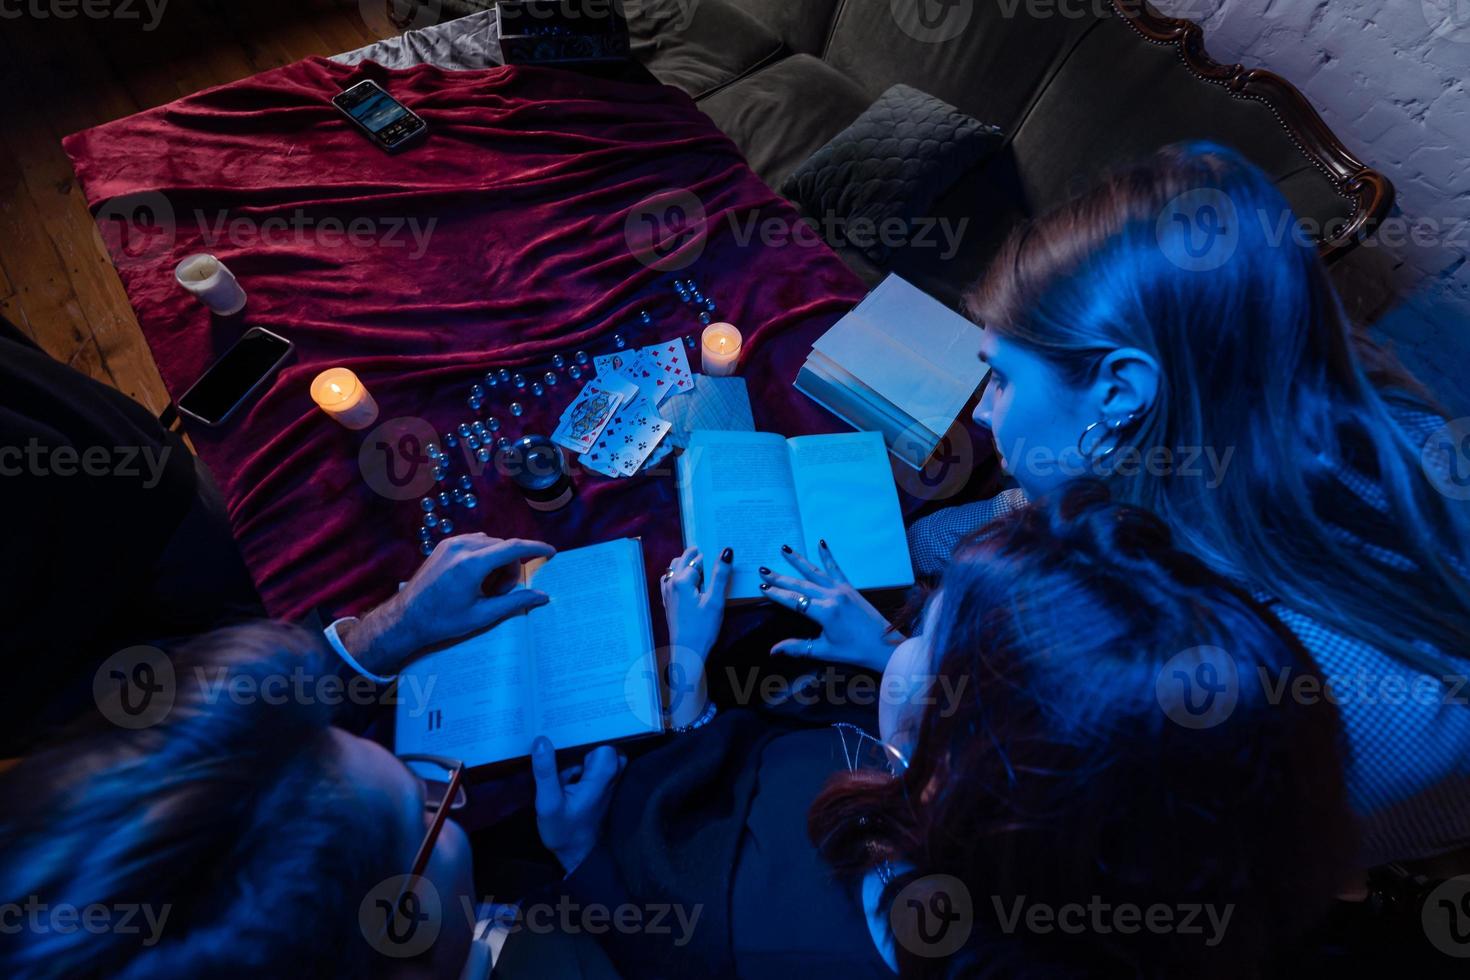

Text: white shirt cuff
xmin=323 ymin=616 xmax=396 ymax=684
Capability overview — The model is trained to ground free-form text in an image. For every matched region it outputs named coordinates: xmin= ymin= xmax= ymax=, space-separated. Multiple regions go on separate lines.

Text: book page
xmin=394 ymin=617 xmax=532 ymax=766
xmin=526 ymin=538 xmax=661 ymax=751
xmin=679 ymin=431 xmax=805 ymax=600
xmin=788 ymin=431 xmax=915 ymax=591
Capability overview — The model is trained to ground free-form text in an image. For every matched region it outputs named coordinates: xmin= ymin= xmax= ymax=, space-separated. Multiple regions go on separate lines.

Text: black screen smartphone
xmin=331 ymin=80 xmax=427 ymax=152
xmin=177 ymin=327 xmax=294 ymax=427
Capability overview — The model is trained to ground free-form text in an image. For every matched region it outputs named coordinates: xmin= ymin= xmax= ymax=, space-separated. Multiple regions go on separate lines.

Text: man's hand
xmin=341 ymin=534 xmax=556 ymax=676
xmin=532 ymin=737 xmax=626 ymax=874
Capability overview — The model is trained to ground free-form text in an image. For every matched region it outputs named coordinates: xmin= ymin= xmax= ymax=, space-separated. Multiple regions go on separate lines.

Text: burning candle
xmin=700 ymin=322 xmax=742 ymax=377
xmin=310 ymin=367 xmax=379 ymax=430
xmin=174 ymin=254 xmax=247 ymax=316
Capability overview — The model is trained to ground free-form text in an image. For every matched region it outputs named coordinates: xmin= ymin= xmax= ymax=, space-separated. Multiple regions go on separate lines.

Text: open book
xmin=394 ymin=538 xmax=662 ymax=769
xmin=795 ymin=274 xmax=988 ymax=469
xmin=677 ymin=430 xmax=914 ymax=601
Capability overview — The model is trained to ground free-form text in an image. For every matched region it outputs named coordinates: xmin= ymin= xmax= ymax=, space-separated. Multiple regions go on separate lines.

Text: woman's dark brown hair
xmin=810 ymin=482 xmax=1354 ymax=978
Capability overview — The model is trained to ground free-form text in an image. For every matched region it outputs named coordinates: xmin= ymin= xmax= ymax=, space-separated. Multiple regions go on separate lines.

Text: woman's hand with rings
xmin=761 ymin=540 xmax=902 ymax=672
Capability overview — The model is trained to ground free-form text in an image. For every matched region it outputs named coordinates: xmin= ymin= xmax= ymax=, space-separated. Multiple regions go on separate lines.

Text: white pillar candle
xmin=174 ymin=253 xmax=247 ymax=316
xmin=310 ymin=368 xmax=380 ymax=430
xmin=700 ymin=322 xmax=742 ymax=377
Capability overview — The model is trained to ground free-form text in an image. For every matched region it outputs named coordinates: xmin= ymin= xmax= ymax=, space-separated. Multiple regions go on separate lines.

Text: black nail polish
xmin=760 ymin=583 xmax=770 ymax=591
xmin=781 ymin=544 xmax=792 ymax=554
xmin=720 ymin=547 xmax=733 ymax=563
xmin=820 ymin=538 xmax=828 ymax=550
xmin=758 ymin=566 xmax=771 ymax=575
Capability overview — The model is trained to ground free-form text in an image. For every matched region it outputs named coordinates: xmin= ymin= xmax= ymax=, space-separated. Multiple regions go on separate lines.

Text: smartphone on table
xmin=176 ymin=327 xmax=294 ymax=427
xmin=332 ymin=80 xmax=428 ymax=153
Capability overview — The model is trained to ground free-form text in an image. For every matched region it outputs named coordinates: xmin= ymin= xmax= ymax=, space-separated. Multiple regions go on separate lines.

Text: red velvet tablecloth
xmin=63 ymin=56 xmax=879 ymax=623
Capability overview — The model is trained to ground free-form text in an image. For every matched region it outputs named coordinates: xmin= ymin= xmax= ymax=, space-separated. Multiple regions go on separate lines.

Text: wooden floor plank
xmin=4 ymin=0 xmax=428 ymax=410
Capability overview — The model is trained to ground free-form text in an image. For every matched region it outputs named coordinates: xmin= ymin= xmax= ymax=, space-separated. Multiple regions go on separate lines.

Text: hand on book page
xmin=761 ymin=541 xmax=904 ymax=673
xmin=342 ymin=534 xmax=556 ymax=676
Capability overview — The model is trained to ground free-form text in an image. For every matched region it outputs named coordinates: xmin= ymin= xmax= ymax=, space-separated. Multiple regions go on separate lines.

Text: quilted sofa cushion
xmin=781 ymin=84 xmax=1004 ymax=264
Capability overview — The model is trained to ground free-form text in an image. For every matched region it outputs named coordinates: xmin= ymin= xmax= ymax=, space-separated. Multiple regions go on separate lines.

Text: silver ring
xmin=687 ymin=556 xmax=701 ymax=568
xmin=796 ymin=595 xmax=810 ymax=613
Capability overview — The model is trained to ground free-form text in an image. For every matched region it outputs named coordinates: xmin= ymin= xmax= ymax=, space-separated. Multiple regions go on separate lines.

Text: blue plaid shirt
xmin=905 ymin=413 xmax=1470 ymax=867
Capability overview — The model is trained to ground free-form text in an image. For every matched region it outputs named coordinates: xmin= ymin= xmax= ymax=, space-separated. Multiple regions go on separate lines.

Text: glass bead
xmin=513 ymin=373 xmax=527 ymax=389
xmin=575 ymin=350 xmax=590 ymax=365
xmin=568 ymin=365 xmax=582 ymax=381
xmin=458 ymin=422 xmax=472 ymax=437
xmin=552 ymin=354 xmax=566 ymax=369
xmin=439 ymin=518 xmax=455 ymax=535
xmin=704 ymin=298 xmax=716 ymax=312
xmin=476 ymin=446 xmax=492 ymax=463
xmin=424 ymin=512 xmax=439 ymax=528
xmin=498 ymin=437 xmax=513 ymax=452
xmin=463 ymin=493 xmax=478 ymax=509
xmin=452 ymin=488 xmax=465 ymax=504
xmin=485 ymin=372 xmax=499 ymax=388
xmin=443 ymin=433 xmax=458 ymax=449
xmin=438 ymin=492 xmax=452 ymax=509
xmin=639 ymin=310 xmax=653 ymax=325
xmin=471 ymin=384 xmax=485 ymax=399
xmin=699 ymin=311 xmax=712 ymax=325
xmin=420 ymin=497 xmax=436 ymax=513
xmin=531 ymin=382 xmax=545 ymax=397
xmin=419 ymin=524 xmax=433 ymax=539
xmin=487 ymin=417 xmax=501 ymax=432
xmin=614 ymin=334 xmax=627 ymax=349
xmin=498 ymin=368 xmax=511 ymax=382
xmin=468 ymin=396 xmax=483 ymax=411
xmin=459 ymin=475 xmax=474 ymax=491
xmin=544 ymin=371 xmax=557 ymax=386
xmin=421 ymin=541 xmax=436 ymax=556
xmin=511 ymin=401 xmax=524 ymax=417
xmin=465 ymin=435 xmax=480 ymax=451
xmin=426 ymin=443 xmax=441 ymax=459
xmin=680 ymin=291 xmax=693 ymax=304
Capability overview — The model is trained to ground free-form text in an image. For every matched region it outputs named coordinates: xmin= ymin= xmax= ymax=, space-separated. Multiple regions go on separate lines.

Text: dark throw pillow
xmin=781 ymin=84 xmax=1004 ymax=264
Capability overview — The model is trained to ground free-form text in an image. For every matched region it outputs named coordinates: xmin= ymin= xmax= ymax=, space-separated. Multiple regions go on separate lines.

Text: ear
xmin=1090 ymin=347 xmax=1159 ymax=419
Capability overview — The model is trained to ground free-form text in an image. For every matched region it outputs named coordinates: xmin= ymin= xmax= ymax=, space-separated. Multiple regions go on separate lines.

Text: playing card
xmin=580 ymin=397 xmax=671 ymax=477
xmin=593 ymin=350 xmax=643 ymax=379
xmin=641 ymin=340 xmax=696 ymax=396
xmin=551 ymin=376 xmax=638 ymax=453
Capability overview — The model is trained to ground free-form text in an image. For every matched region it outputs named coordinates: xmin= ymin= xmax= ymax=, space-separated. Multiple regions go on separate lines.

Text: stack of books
xmin=795 ymin=275 xmax=989 ymax=469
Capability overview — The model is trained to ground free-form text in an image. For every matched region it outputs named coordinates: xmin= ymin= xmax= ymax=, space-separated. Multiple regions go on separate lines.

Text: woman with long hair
xmin=767 ymin=143 xmax=1470 ymax=870
xmin=501 ymin=486 xmax=1353 ymax=978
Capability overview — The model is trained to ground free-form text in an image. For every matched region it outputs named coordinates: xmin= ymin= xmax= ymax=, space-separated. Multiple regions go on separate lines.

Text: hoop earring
xmin=1077 ymin=412 xmax=1141 ymax=464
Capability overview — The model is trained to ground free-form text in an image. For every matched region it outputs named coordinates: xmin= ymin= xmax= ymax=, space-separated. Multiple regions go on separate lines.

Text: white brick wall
xmin=1155 ymin=0 xmax=1470 ymax=413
